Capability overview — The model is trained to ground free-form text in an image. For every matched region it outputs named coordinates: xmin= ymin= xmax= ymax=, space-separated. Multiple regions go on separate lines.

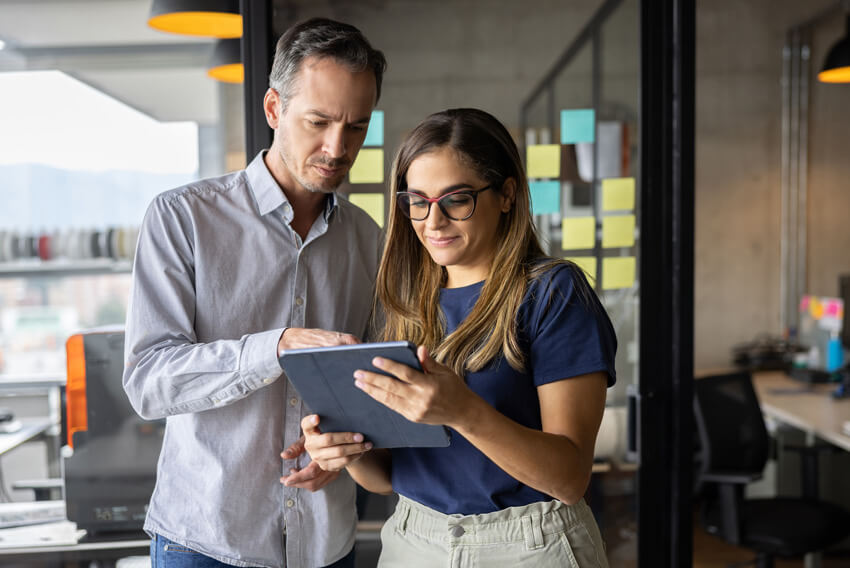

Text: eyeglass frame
xmin=395 ymin=184 xmax=495 ymax=221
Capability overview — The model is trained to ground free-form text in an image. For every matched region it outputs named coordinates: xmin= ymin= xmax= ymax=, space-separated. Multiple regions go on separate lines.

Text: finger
xmin=300 ymin=414 xmax=321 ymax=436
xmin=354 ymin=373 xmax=409 ymax=413
xmin=418 ymin=345 xmax=448 ymax=374
xmin=354 ymin=369 xmax=409 ymax=395
xmin=281 ymin=461 xmax=323 ymax=485
xmin=280 ymin=435 xmax=306 ymax=459
xmin=369 ymin=357 xmax=419 ymax=384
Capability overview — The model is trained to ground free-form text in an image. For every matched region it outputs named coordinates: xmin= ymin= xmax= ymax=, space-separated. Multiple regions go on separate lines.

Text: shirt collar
xmin=246 ymin=151 xmax=338 ymax=221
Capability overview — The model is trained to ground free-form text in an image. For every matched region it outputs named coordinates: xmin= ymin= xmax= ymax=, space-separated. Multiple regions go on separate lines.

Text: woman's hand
xmin=299 ymin=414 xmax=373 ymax=472
xmin=354 ymin=345 xmax=476 ymax=428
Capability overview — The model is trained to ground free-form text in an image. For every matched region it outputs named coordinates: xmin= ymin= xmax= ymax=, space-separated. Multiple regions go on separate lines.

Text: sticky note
xmin=602 ymin=257 xmax=636 ymax=290
xmin=566 ymin=256 xmax=597 ymax=284
xmin=348 ymin=193 xmax=385 ymax=227
xmin=560 ymin=109 xmax=595 ymax=144
xmin=529 ymin=180 xmax=561 ymax=215
xmin=363 ymin=110 xmax=384 ymax=147
xmin=527 ymin=144 xmax=560 ymax=179
xmin=349 ymin=149 xmax=384 ymax=184
xmin=602 ymin=215 xmax=635 ymax=248
xmin=561 ymin=217 xmax=596 ymax=250
xmin=602 ymin=177 xmax=635 ymax=211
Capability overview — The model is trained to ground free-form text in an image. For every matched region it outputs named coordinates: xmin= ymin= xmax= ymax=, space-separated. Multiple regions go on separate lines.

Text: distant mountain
xmin=0 ymin=163 xmax=196 ymax=230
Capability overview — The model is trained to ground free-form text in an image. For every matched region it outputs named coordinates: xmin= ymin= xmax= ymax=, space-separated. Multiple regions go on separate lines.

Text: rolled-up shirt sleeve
xmin=123 ymin=194 xmax=283 ymax=420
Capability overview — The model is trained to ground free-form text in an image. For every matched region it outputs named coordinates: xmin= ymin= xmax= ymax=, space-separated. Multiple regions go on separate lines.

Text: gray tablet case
xmin=278 ymin=341 xmax=451 ymax=448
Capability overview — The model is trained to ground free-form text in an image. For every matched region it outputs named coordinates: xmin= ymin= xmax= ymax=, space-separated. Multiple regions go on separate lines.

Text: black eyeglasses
xmin=396 ymin=185 xmax=493 ymax=221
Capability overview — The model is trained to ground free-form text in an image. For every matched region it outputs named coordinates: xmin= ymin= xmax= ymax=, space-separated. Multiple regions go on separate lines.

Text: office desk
xmin=753 ymin=371 xmax=850 ymax=452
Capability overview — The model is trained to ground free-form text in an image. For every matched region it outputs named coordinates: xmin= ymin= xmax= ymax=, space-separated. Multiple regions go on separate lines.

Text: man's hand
xmin=280 ymin=461 xmax=340 ymax=492
xmin=279 ymin=435 xmax=340 ymax=492
xmin=277 ymin=328 xmax=359 ymax=356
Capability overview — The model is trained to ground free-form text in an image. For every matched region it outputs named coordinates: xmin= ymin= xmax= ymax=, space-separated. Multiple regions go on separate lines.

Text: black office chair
xmin=693 ymin=371 xmax=850 ymax=568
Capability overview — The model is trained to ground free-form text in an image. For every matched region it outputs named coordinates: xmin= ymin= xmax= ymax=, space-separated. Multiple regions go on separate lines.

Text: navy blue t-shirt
xmin=390 ymin=264 xmax=617 ymax=515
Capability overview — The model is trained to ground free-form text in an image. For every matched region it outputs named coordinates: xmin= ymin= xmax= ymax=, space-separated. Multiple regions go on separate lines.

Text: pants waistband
xmin=392 ymin=496 xmax=592 ymax=549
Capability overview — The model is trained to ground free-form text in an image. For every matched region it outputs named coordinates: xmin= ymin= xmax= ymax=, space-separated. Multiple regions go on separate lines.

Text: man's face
xmin=264 ymin=56 xmax=377 ymax=194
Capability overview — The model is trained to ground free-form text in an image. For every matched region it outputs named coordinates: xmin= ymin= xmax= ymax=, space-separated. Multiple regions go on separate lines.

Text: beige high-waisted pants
xmin=378 ymin=495 xmax=609 ymax=568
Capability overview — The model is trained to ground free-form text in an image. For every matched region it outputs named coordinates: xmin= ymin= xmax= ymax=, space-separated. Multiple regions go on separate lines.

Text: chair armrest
xmin=701 ymin=471 xmax=762 ymax=484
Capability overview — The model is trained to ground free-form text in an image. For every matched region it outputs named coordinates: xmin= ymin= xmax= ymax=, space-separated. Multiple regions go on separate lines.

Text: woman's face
xmin=404 ymin=146 xmax=512 ymax=288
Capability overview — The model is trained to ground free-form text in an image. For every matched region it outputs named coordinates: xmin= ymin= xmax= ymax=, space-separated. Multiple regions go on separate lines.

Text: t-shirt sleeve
xmin=527 ymin=264 xmax=617 ymax=387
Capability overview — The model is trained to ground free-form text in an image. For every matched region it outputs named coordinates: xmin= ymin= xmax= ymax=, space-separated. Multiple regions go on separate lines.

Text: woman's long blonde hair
xmin=377 ymin=108 xmax=575 ymax=376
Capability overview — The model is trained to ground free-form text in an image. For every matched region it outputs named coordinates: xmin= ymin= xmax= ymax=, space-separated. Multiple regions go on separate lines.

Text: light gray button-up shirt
xmin=123 ymin=152 xmax=383 ymax=567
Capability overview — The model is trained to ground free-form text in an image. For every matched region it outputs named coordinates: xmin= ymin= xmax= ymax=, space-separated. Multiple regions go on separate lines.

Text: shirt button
xmin=263 ymin=378 xmax=274 ymax=384
xmin=450 ymin=526 xmax=465 ymax=537
xmin=286 ymin=499 xmax=295 ymax=508
xmin=295 ymin=297 xmax=303 ymax=306
xmin=289 ymin=397 xmax=298 ymax=406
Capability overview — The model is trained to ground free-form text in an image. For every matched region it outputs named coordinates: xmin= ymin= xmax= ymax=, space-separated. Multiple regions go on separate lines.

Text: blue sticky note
xmin=529 ymin=180 xmax=561 ymax=215
xmin=363 ymin=110 xmax=384 ymax=147
xmin=560 ymin=109 xmax=595 ymax=144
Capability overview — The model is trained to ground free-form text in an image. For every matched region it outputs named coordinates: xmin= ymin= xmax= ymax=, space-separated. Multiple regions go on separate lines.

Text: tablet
xmin=278 ymin=341 xmax=451 ymax=448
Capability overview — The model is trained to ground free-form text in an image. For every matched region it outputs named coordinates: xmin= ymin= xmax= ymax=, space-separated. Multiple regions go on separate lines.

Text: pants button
xmin=450 ymin=526 xmax=465 ymax=537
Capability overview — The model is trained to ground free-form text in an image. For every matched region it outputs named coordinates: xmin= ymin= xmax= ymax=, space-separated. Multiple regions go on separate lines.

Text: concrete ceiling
xmin=0 ymin=0 xmax=222 ymax=124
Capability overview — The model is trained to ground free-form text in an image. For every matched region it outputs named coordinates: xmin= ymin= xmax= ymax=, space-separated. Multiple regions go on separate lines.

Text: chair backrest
xmin=693 ymin=371 xmax=769 ymax=477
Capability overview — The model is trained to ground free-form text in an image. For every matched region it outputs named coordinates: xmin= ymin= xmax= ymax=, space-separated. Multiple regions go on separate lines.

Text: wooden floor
xmin=692 ymin=511 xmax=849 ymax=567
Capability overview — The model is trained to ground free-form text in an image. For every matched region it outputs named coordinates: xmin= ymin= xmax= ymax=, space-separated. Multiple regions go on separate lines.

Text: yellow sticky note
xmin=602 ymin=177 xmax=635 ymax=211
xmin=602 ymin=215 xmax=635 ymax=248
xmin=566 ymin=256 xmax=597 ymax=284
xmin=561 ymin=217 xmax=595 ymax=250
xmin=526 ymin=144 xmax=561 ymax=179
xmin=348 ymin=193 xmax=385 ymax=228
xmin=602 ymin=257 xmax=636 ymax=290
xmin=349 ymin=149 xmax=384 ymax=184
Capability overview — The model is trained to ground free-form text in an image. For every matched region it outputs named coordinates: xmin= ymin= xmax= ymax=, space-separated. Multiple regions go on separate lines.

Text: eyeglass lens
xmin=397 ymin=192 xmax=476 ymax=221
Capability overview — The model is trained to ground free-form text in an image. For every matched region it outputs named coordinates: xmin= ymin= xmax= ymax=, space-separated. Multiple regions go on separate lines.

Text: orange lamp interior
xmin=148 ymin=11 xmax=242 ymax=39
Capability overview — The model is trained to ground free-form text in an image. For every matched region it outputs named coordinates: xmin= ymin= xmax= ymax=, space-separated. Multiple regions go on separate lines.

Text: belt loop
xmin=522 ymin=515 xmax=545 ymax=550
xmin=395 ymin=502 xmax=410 ymax=536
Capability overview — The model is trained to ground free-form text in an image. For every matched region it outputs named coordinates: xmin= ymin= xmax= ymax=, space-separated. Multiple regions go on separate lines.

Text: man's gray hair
xmin=269 ymin=18 xmax=387 ymax=112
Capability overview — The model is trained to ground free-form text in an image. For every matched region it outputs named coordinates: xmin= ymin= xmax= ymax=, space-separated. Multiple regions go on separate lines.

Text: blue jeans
xmin=151 ymin=534 xmax=355 ymax=568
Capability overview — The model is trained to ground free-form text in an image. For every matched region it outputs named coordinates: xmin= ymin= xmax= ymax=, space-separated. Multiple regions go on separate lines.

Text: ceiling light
xmin=207 ymin=39 xmax=243 ymax=83
xmin=148 ymin=0 xmax=242 ymax=39
xmin=818 ymin=13 xmax=850 ymax=83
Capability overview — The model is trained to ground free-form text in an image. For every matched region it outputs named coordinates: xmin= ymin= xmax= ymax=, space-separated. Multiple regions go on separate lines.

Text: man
xmin=123 ymin=18 xmax=386 ymax=568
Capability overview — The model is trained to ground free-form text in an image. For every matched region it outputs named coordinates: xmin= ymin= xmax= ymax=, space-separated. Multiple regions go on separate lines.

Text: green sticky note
xmin=529 ymin=180 xmax=561 ymax=215
xmin=348 ymin=193 xmax=384 ymax=227
xmin=349 ymin=149 xmax=384 ymax=184
xmin=363 ymin=110 xmax=384 ymax=147
xmin=560 ymin=109 xmax=595 ymax=144
xmin=565 ymin=256 xmax=597 ymax=284
xmin=561 ymin=217 xmax=595 ymax=250
xmin=602 ymin=177 xmax=635 ymax=211
xmin=602 ymin=257 xmax=636 ymax=290
xmin=526 ymin=144 xmax=560 ymax=179
xmin=601 ymin=215 xmax=635 ymax=248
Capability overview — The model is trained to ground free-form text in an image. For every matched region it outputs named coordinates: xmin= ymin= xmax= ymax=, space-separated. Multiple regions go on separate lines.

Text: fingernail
xmin=353 ymin=433 xmax=364 ymax=442
xmin=365 ymin=442 xmax=373 ymax=450
xmin=354 ymin=380 xmax=364 ymax=389
xmin=373 ymin=357 xmax=384 ymax=367
xmin=311 ymin=415 xmax=318 ymax=425
xmin=353 ymin=371 xmax=364 ymax=379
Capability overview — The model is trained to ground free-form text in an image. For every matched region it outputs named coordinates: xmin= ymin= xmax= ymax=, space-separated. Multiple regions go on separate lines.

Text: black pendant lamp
xmin=208 ymin=38 xmax=243 ymax=83
xmin=148 ymin=0 xmax=241 ymax=38
xmin=819 ymin=13 xmax=850 ymax=83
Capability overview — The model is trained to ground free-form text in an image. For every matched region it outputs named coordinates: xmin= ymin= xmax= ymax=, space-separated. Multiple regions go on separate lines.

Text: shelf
xmin=0 ymin=260 xmax=132 ymax=278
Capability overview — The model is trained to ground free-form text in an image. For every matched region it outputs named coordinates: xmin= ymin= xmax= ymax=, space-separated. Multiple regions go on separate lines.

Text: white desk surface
xmin=0 ymin=418 xmax=57 ymax=456
xmin=752 ymin=370 xmax=850 ymax=452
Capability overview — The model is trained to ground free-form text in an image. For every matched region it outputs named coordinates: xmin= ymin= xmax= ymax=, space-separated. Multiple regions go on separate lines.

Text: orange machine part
xmin=65 ymin=334 xmax=88 ymax=448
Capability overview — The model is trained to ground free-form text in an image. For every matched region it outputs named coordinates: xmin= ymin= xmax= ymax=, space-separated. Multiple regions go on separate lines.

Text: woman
xmin=302 ymin=108 xmax=616 ymax=567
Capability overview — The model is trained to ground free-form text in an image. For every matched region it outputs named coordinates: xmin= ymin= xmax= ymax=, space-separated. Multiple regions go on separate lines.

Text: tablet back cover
xmin=279 ymin=341 xmax=450 ymax=448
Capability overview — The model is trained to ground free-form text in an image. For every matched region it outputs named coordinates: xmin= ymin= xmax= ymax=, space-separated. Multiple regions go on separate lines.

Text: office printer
xmin=64 ymin=329 xmax=163 ymax=535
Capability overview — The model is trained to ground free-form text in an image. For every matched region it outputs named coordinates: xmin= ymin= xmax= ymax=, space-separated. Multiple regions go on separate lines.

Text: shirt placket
xmin=282 ymin=242 xmax=307 ymax=551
